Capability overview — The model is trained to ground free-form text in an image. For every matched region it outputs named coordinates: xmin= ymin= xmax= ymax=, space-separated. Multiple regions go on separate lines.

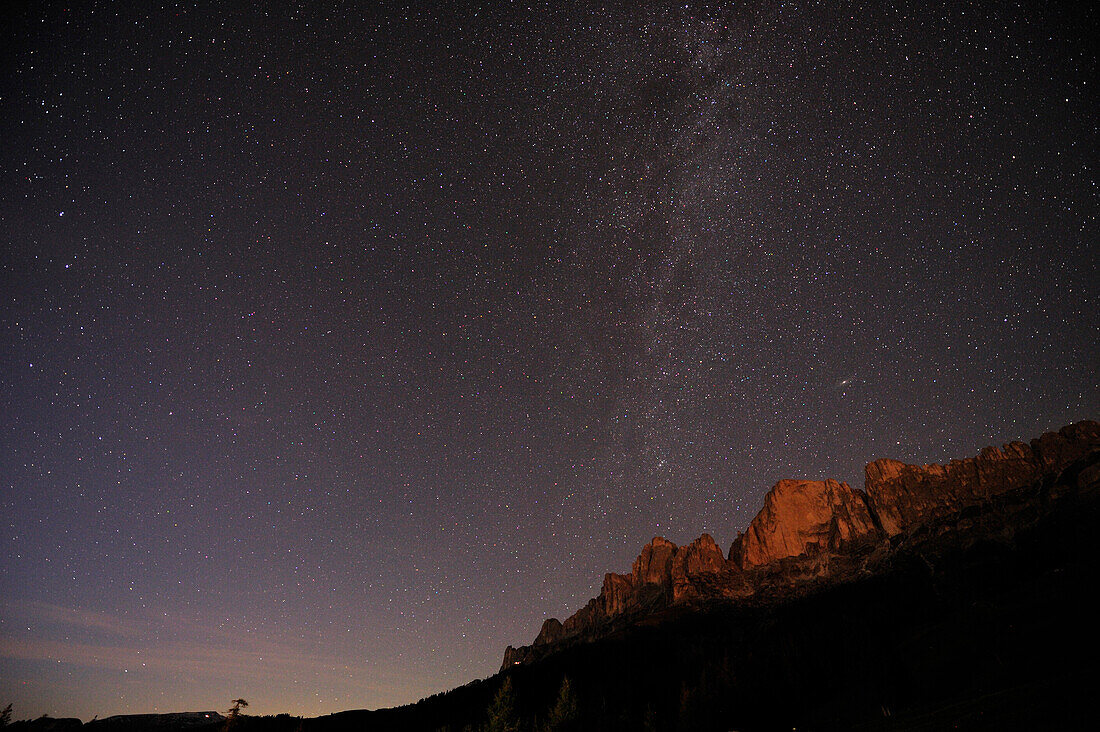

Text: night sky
xmin=2 ymin=0 xmax=1096 ymax=721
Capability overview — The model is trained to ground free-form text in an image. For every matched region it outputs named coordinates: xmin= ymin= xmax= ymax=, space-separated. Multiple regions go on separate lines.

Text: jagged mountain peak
xmin=503 ymin=420 xmax=1100 ymax=670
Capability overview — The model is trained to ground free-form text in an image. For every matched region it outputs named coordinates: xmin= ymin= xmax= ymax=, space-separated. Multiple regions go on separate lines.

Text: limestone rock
xmin=534 ymin=617 xmax=564 ymax=646
xmin=533 ymin=534 xmax=734 ymax=651
xmin=559 ymin=595 xmax=607 ymax=639
xmin=865 ymin=422 xmax=1099 ymax=536
xmin=731 ymin=479 xmax=878 ymax=569
xmin=631 ymin=536 xmax=677 ymax=587
xmin=1031 ymin=420 xmax=1100 ymax=473
xmin=670 ymin=533 xmax=728 ymax=601
xmin=502 ymin=644 xmax=524 ymax=667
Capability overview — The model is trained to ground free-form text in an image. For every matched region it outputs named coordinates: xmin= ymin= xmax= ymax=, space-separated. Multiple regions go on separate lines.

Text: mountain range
xmin=501 ymin=420 xmax=1100 ymax=673
xmin=9 ymin=420 xmax=1099 ymax=731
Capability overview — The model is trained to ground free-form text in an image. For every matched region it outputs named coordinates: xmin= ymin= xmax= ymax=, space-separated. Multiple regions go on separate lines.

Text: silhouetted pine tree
xmin=676 ymin=682 xmax=700 ymax=732
xmin=541 ymin=677 xmax=578 ymax=732
xmin=484 ymin=678 xmax=519 ymax=732
xmin=224 ymin=699 xmax=249 ymax=732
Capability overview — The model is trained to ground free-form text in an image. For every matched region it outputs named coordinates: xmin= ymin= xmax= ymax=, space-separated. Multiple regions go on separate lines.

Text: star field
xmin=1 ymin=0 xmax=1096 ymax=721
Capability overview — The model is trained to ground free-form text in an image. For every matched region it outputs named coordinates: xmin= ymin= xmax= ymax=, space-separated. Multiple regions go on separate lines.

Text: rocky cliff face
xmin=670 ymin=534 xmax=728 ymax=600
xmin=503 ymin=420 xmax=1100 ymax=669
xmin=542 ymin=535 xmax=737 ymax=648
xmin=729 ymin=479 xmax=879 ymax=569
xmin=865 ymin=421 xmax=1100 ymax=536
